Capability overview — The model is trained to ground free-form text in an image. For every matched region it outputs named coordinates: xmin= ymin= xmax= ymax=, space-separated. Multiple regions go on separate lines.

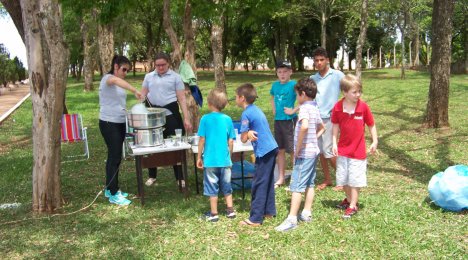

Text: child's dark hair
xmin=207 ymin=88 xmax=228 ymax=111
xmin=154 ymin=52 xmax=171 ymax=63
xmin=312 ymin=47 xmax=328 ymax=58
xmin=108 ymin=55 xmax=131 ymax=74
xmin=236 ymin=83 xmax=258 ymax=104
xmin=294 ymin=77 xmax=318 ymax=99
xmin=340 ymin=74 xmax=363 ymax=93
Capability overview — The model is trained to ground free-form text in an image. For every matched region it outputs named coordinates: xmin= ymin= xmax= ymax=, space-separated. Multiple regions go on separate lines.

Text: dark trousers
xmin=99 ymin=120 xmax=126 ymax=195
xmin=148 ymin=114 xmax=185 ymax=180
xmin=249 ymin=148 xmax=278 ymax=223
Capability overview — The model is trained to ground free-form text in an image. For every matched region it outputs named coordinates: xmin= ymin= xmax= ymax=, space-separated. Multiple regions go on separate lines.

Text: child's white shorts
xmin=336 ymin=156 xmax=367 ymax=187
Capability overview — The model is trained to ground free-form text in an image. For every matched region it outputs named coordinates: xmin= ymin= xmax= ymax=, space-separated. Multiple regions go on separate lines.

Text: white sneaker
xmin=145 ymin=178 xmax=157 ymax=186
xmin=298 ymin=213 xmax=312 ymax=222
xmin=275 ymin=218 xmax=298 ymax=232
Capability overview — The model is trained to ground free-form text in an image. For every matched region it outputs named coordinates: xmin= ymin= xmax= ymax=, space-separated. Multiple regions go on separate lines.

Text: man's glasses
xmin=122 ymin=68 xmax=129 ymax=73
xmin=155 ymin=63 xmax=168 ymax=68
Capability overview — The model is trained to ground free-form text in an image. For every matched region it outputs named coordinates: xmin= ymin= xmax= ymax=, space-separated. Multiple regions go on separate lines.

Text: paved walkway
xmin=0 ymin=84 xmax=31 ymax=124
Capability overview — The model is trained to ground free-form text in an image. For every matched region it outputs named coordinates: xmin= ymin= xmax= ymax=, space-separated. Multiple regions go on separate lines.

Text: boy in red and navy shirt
xmin=331 ymin=74 xmax=378 ymax=219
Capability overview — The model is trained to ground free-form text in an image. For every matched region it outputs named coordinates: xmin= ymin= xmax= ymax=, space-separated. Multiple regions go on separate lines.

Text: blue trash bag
xmin=428 ymin=165 xmax=468 ymax=212
xmin=231 ymin=161 xmax=255 ymax=190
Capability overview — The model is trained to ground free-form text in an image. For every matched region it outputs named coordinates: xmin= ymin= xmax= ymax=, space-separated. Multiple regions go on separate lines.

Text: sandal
xmin=239 ymin=219 xmax=261 ymax=227
xmin=332 ymin=185 xmax=343 ymax=191
xmin=317 ymin=183 xmax=332 ymax=190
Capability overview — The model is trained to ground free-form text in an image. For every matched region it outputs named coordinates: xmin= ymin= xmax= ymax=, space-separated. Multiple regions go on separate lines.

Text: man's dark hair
xmin=312 ymin=47 xmax=328 ymax=58
xmin=294 ymin=77 xmax=318 ymax=99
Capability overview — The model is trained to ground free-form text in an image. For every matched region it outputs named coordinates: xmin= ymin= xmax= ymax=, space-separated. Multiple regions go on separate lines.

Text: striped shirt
xmin=294 ymin=101 xmax=322 ymax=158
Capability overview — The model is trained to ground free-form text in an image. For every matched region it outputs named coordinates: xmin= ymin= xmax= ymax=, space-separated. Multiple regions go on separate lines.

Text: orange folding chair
xmin=60 ymin=114 xmax=89 ymax=161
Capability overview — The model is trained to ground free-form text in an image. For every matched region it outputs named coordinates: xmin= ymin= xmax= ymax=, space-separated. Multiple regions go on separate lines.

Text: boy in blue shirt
xmin=270 ymin=60 xmax=297 ymax=188
xmin=236 ymin=83 xmax=279 ymax=227
xmin=197 ymin=88 xmax=236 ymax=222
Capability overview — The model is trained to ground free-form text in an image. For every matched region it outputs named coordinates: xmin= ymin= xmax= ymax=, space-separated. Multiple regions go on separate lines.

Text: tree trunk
xmin=398 ymin=4 xmax=407 ymax=79
xmin=81 ymin=15 xmax=94 ymax=92
xmin=19 ymin=0 xmax=69 ymax=212
xmin=320 ymin=12 xmax=327 ymax=48
xmin=70 ymin=63 xmax=76 ymax=78
xmin=423 ymin=0 xmax=454 ymax=128
xmin=464 ymin=9 xmax=468 ymax=74
xmin=98 ymin=23 xmax=114 ymax=74
xmin=183 ymin=0 xmax=197 ymax=75
xmin=163 ymin=0 xmax=182 ymax=70
xmin=210 ymin=1 xmax=226 ymax=91
xmin=76 ymin=62 xmax=83 ymax=81
xmin=414 ymin=25 xmax=420 ymax=66
xmin=400 ymin=27 xmax=406 ymax=79
xmin=355 ymin=0 xmax=368 ymax=79
xmin=287 ymin=38 xmax=296 ymax=71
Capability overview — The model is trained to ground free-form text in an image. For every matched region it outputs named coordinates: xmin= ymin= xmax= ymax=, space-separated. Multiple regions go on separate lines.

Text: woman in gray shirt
xmin=141 ymin=53 xmax=192 ymax=188
xmin=99 ymin=55 xmax=142 ymax=206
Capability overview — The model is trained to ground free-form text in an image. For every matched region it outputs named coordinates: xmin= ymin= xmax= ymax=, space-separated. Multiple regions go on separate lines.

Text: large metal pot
xmin=134 ymin=128 xmax=165 ymax=147
xmin=127 ymin=107 xmax=166 ymax=129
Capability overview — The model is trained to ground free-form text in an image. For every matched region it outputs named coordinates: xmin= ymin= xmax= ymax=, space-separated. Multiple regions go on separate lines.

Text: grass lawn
xmin=0 ymin=69 xmax=467 ymax=258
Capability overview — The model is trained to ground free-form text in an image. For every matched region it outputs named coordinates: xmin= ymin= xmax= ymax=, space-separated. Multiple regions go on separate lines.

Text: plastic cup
xmin=175 ymin=129 xmax=182 ymax=144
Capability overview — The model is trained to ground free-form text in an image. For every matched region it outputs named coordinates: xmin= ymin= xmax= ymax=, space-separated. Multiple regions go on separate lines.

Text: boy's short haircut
xmin=236 ymin=83 xmax=258 ymax=104
xmin=312 ymin=47 xmax=328 ymax=58
xmin=340 ymin=74 xmax=363 ymax=93
xmin=295 ymin=77 xmax=318 ymax=99
xmin=207 ymin=88 xmax=228 ymax=111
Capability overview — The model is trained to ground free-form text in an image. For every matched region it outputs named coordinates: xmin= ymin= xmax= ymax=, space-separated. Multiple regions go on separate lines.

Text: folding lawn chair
xmin=60 ymin=114 xmax=89 ymax=162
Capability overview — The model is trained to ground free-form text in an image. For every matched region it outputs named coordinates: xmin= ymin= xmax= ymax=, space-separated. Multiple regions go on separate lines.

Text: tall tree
xmin=1 ymin=0 xmax=69 ymax=212
xmin=80 ymin=12 xmax=96 ymax=91
xmin=355 ymin=0 xmax=368 ymax=78
xmin=210 ymin=0 xmax=226 ymax=90
xmin=423 ymin=0 xmax=454 ymax=128
xmin=307 ymin=0 xmax=348 ymax=48
xmin=183 ymin=0 xmax=197 ymax=74
xmin=396 ymin=0 xmax=409 ymax=79
xmin=162 ymin=0 xmax=183 ymax=69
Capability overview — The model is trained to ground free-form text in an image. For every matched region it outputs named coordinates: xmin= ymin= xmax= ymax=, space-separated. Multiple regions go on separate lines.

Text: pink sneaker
xmin=343 ymin=206 xmax=358 ymax=219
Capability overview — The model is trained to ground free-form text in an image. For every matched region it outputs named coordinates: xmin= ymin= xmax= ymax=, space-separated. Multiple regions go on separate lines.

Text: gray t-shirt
xmin=142 ymin=69 xmax=184 ymax=115
xmin=99 ymin=74 xmax=127 ymax=123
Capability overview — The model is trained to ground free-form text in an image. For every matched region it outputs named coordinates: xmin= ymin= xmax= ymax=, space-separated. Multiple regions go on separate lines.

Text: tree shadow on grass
xmin=372 ymin=104 xmax=459 ymax=184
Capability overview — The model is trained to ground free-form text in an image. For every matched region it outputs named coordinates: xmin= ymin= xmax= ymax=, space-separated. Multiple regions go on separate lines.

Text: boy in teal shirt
xmin=197 ymin=88 xmax=236 ymax=222
xmin=270 ymin=60 xmax=297 ymax=188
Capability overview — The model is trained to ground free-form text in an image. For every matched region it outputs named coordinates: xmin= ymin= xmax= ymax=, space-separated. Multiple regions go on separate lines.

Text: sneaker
xmin=336 ymin=198 xmax=350 ymax=209
xmin=275 ymin=218 xmax=298 ymax=232
xmin=104 ymin=189 xmax=128 ymax=198
xmin=343 ymin=207 xmax=358 ymax=219
xmin=226 ymin=211 xmax=237 ymax=219
xmin=201 ymin=212 xmax=219 ymax=222
xmin=145 ymin=178 xmax=157 ymax=186
xmin=109 ymin=194 xmax=131 ymax=206
xmin=298 ymin=213 xmax=312 ymax=222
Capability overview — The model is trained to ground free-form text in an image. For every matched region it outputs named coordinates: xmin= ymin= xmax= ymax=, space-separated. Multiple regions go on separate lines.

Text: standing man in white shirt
xmin=310 ymin=47 xmax=344 ymax=191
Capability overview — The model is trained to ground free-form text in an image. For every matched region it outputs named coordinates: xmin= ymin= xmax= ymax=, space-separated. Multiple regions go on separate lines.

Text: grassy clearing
xmin=0 ymin=69 xmax=467 ymax=258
